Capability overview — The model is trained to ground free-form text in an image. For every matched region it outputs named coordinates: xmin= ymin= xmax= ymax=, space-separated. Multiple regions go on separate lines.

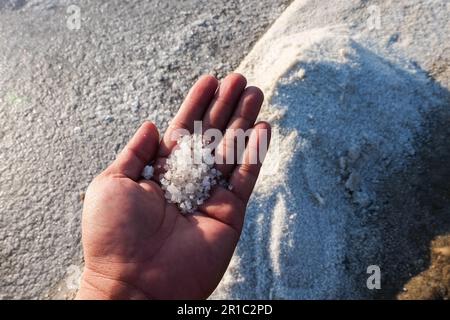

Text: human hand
xmin=76 ymin=73 xmax=271 ymax=299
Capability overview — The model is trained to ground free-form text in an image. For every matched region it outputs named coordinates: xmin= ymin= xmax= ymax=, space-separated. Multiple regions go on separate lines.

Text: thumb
xmin=108 ymin=121 xmax=160 ymax=180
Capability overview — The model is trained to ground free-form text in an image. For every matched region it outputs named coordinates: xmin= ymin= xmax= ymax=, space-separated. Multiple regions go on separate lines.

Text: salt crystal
xmin=152 ymin=133 xmax=228 ymax=214
xmin=141 ymin=165 xmax=154 ymax=180
xmin=185 ymin=183 xmax=196 ymax=194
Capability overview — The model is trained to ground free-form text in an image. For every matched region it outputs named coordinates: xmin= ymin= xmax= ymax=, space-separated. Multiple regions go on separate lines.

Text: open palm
xmin=76 ymin=74 xmax=271 ymax=299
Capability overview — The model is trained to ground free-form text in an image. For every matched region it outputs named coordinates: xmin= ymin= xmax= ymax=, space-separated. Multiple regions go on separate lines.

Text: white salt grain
xmin=141 ymin=165 xmax=154 ymax=180
xmin=156 ymin=133 xmax=226 ymax=214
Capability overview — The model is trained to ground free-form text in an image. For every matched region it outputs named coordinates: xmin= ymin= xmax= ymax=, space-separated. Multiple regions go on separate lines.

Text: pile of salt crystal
xmin=142 ymin=134 xmax=227 ymax=214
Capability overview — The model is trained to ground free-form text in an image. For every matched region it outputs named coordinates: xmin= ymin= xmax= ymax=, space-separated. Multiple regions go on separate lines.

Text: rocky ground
xmin=0 ymin=0 xmax=291 ymax=299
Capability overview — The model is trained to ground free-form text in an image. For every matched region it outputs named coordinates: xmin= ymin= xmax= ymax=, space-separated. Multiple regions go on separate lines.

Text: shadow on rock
xmin=371 ymin=84 xmax=450 ymax=299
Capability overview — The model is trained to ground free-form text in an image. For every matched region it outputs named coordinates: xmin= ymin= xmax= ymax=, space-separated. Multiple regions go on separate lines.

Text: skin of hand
xmin=76 ymin=73 xmax=271 ymax=299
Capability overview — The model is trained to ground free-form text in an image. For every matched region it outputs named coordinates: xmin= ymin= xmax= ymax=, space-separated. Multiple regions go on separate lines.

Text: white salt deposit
xmin=211 ymin=0 xmax=449 ymax=299
xmin=158 ymin=134 xmax=225 ymax=214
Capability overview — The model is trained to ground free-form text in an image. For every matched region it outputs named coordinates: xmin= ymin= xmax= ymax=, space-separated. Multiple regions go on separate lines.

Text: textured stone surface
xmin=0 ymin=0 xmax=290 ymax=299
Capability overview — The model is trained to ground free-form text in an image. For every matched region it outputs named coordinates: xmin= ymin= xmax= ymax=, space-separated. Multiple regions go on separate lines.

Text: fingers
xmin=202 ymin=73 xmax=247 ymax=132
xmin=229 ymin=122 xmax=271 ymax=205
xmin=215 ymin=86 xmax=264 ymax=177
xmin=199 ymin=122 xmax=271 ymax=233
xmin=159 ymin=75 xmax=218 ymax=157
xmin=108 ymin=121 xmax=160 ymax=180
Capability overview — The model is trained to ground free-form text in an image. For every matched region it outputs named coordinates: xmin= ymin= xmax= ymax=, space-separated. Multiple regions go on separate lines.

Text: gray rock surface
xmin=0 ymin=0 xmax=291 ymax=299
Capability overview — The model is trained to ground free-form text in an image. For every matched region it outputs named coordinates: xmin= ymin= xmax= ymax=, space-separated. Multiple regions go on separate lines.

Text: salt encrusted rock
xmin=148 ymin=134 xmax=226 ymax=214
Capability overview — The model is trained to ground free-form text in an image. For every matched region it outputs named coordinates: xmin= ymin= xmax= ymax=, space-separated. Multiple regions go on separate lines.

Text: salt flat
xmin=0 ymin=0 xmax=290 ymax=299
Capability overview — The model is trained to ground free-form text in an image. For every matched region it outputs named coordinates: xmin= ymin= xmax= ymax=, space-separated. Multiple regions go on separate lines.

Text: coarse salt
xmin=144 ymin=134 xmax=227 ymax=214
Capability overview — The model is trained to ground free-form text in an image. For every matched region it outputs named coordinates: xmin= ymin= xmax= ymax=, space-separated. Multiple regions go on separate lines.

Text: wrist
xmin=75 ymin=267 xmax=149 ymax=300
